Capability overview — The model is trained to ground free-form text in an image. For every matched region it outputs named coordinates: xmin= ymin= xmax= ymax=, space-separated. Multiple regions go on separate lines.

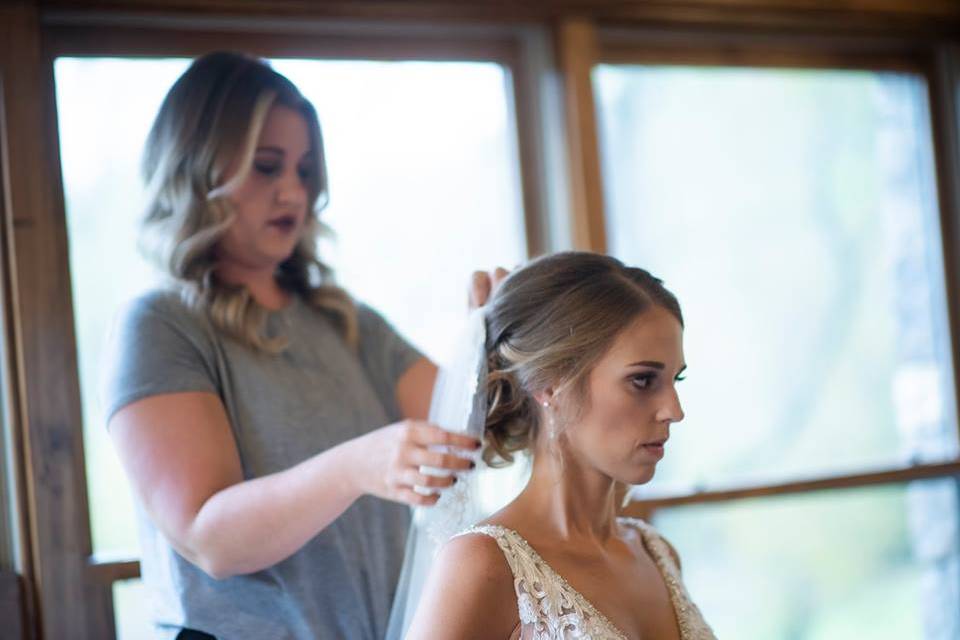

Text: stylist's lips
xmin=641 ymin=438 xmax=667 ymax=459
xmin=267 ymin=214 xmax=298 ymax=233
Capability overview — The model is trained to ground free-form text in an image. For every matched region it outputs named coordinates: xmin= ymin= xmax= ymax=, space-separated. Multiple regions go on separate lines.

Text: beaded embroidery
xmin=459 ymin=518 xmax=716 ymax=640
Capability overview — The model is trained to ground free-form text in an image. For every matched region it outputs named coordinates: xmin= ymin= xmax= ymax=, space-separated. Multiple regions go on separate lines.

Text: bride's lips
xmin=640 ymin=437 xmax=667 ymax=459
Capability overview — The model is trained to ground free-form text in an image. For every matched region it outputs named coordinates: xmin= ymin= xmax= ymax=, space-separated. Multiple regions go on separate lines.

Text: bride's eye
xmin=675 ymin=374 xmax=687 ymax=382
xmin=631 ymin=373 xmax=656 ymax=390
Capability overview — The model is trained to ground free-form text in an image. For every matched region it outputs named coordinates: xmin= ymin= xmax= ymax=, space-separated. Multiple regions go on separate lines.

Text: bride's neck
xmin=518 ymin=450 xmax=620 ymax=542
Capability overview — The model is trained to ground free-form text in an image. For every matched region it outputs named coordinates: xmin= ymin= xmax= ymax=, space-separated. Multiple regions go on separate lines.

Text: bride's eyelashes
xmin=629 ymin=370 xmax=686 ymax=391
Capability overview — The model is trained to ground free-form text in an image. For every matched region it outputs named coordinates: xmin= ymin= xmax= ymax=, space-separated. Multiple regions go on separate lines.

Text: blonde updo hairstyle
xmin=140 ymin=51 xmax=355 ymax=351
xmin=482 ymin=252 xmax=683 ymax=466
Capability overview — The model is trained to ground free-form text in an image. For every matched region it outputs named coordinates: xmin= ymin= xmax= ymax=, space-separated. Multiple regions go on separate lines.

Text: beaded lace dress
xmin=459 ymin=517 xmax=717 ymax=640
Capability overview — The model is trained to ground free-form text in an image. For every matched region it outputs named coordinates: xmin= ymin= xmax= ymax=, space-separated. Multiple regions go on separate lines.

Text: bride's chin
xmin=621 ymin=467 xmax=656 ymax=486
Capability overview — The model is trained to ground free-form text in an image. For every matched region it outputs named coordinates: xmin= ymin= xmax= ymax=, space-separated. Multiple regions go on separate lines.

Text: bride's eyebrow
xmin=626 ymin=361 xmax=688 ymax=375
xmin=627 ymin=360 xmax=664 ymax=369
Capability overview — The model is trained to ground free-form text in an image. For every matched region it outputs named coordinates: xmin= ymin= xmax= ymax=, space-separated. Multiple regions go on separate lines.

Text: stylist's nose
xmin=275 ymin=172 xmax=307 ymax=209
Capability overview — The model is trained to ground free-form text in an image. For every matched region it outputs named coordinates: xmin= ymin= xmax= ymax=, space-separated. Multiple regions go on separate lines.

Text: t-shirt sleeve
xmin=100 ymin=292 xmax=220 ymax=425
xmin=355 ymin=303 xmax=424 ymax=420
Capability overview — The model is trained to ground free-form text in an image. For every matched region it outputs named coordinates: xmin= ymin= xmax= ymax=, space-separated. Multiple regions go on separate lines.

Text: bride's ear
xmin=533 ymin=387 xmax=556 ymax=409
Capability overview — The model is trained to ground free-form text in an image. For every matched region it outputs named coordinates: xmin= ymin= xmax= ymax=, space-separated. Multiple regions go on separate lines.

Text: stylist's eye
xmin=675 ymin=374 xmax=686 ymax=382
xmin=254 ymin=161 xmax=280 ymax=176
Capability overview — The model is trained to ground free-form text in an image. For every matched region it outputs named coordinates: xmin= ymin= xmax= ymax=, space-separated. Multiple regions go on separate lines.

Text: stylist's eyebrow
xmin=255 ymin=146 xmax=285 ymax=154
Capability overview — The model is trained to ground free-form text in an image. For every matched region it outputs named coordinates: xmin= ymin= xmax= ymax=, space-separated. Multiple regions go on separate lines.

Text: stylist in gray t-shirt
xmin=102 ymin=52 xmax=497 ymax=640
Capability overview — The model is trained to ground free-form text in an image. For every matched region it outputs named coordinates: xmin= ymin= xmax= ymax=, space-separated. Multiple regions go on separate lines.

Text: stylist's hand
xmin=350 ymin=420 xmax=480 ymax=506
xmin=468 ymin=267 xmax=509 ymax=309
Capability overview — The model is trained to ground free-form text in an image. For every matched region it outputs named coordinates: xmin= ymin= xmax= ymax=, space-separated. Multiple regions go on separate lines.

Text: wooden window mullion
xmin=555 ymin=17 xmax=607 ymax=254
xmin=625 ymin=460 xmax=960 ymax=515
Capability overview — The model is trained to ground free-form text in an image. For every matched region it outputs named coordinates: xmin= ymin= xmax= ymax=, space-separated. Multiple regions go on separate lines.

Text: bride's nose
xmin=655 ymin=386 xmax=684 ymax=424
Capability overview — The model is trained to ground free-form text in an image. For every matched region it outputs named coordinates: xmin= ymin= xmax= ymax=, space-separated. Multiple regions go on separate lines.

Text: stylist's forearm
xmin=184 ymin=437 xmax=366 ymax=579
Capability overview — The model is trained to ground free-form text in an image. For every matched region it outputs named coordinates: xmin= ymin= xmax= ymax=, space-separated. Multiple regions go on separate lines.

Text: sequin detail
xmin=458 ymin=518 xmax=717 ymax=640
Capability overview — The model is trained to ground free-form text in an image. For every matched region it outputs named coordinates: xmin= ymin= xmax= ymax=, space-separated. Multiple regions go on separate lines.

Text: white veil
xmin=385 ymin=308 xmax=491 ymax=639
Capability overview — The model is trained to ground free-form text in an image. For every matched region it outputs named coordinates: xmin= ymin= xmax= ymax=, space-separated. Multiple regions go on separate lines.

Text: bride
xmin=403 ymin=252 xmax=716 ymax=639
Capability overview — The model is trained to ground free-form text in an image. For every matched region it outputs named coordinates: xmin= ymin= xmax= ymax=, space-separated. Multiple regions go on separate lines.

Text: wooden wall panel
xmin=0 ymin=1 xmax=115 ymax=638
xmin=35 ymin=0 xmax=960 ymax=36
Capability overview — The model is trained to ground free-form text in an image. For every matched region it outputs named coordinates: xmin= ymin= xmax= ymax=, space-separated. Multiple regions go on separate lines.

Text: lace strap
xmin=617 ymin=517 xmax=683 ymax=580
xmin=458 ymin=525 xmax=628 ymax=638
xmin=456 ymin=525 xmax=527 ymax=583
xmin=617 ymin=517 xmax=718 ymax=640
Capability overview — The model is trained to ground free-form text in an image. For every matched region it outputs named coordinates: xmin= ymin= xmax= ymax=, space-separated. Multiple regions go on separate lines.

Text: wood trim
xmin=0 ymin=71 xmax=37 ymax=640
xmin=555 ymin=17 xmax=607 ymax=253
xmin=0 ymin=2 xmax=116 ymax=638
xmin=35 ymin=1 xmax=960 ymax=37
xmin=929 ymin=44 xmax=960 ymax=452
xmin=510 ymin=35 xmax=548 ymax=258
xmin=88 ymin=557 xmax=140 ymax=585
xmin=43 ymin=23 xmax=519 ymax=62
xmin=0 ymin=80 xmax=13 ymax=571
xmin=623 ymin=460 xmax=960 ymax=513
xmin=597 ymin=24 xmax=938 ymax=71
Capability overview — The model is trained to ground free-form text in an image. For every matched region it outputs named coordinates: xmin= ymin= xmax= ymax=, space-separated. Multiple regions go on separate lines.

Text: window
xmin=655 ymin=479 xmax=959 ymax=637
xmin=5 ymin=8 xmax=959 ymax=639
xmin=55 ymin=55 xmax=528 ymax=636
xmin=595 ymin=61 xmax=960 ymax=636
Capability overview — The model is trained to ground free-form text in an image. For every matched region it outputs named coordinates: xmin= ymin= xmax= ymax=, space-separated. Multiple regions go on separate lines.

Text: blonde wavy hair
xmin=140 ymin=51 xmax=356 ymax=351
xmin=481 ymin=252 xmax=683 ymax=467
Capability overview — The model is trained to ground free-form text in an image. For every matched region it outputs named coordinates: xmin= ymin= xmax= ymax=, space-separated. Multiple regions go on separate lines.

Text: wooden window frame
xmin=19 ymin=11 xmax=557 ymax=640
xmin=579 ymin=24 xmax=960 ymax=522
xmin=0 ymin=1 xmax=957 ymax=638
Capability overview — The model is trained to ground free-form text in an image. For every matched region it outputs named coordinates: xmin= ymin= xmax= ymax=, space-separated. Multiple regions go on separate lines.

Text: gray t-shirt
xmin=102 ymin=289 xmax=422 ymax=640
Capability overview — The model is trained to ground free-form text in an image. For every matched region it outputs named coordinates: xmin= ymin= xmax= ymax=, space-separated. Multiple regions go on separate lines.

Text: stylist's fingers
xmin=409 ymin=448 xmax=475 ymax=473
xmin=468 ymin=270 xmax=491 ymax=310
xmin=399 ymin=468 xmax=458 ymax=491
xmin=467 ymin=267 xmax=511 ymax=309
xmin=410 ymin=422 xmax=481 ymax=452
xmin=359 ymin=420 xmax=478 ymax=505
xmin=491 ymin=267 xmax=509 ymax=290
xmin=396 ymin=487 xmax=441 ymax=507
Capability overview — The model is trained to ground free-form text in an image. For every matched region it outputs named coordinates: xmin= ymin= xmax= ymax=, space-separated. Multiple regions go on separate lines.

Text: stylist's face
xmin=217 ymin=105 xmax=313 ymax=272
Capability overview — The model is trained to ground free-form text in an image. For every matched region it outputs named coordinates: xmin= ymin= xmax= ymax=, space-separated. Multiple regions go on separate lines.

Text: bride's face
xmin=563 ymin=305 xmax=686 ymax=485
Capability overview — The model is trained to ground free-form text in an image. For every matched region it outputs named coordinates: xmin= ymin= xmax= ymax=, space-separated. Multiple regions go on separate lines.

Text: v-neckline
xmin=475 ymin=517 xmax=683 ymax=640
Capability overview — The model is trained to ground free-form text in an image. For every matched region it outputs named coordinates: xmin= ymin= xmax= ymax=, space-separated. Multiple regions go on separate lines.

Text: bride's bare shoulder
xmin=404 ymin=530 xmax=519 ymax=640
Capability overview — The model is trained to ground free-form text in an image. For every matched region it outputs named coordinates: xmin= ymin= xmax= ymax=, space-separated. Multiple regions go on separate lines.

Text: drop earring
xmin=542 ymin=400 xmax=556 ymax=440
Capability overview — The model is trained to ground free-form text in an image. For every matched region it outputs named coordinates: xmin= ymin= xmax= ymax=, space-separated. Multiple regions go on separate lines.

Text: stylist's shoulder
xmin=101 ymin=286 xmax=218 ymax=425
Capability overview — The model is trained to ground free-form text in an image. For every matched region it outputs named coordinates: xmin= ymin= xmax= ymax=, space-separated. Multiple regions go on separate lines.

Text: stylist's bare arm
xmin=109 ymin=389 xmax=477 ymax=580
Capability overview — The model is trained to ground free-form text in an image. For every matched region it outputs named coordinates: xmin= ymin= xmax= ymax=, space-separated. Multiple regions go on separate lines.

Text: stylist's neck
xmin=216 ymin=261 xmax=291 ymax=311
